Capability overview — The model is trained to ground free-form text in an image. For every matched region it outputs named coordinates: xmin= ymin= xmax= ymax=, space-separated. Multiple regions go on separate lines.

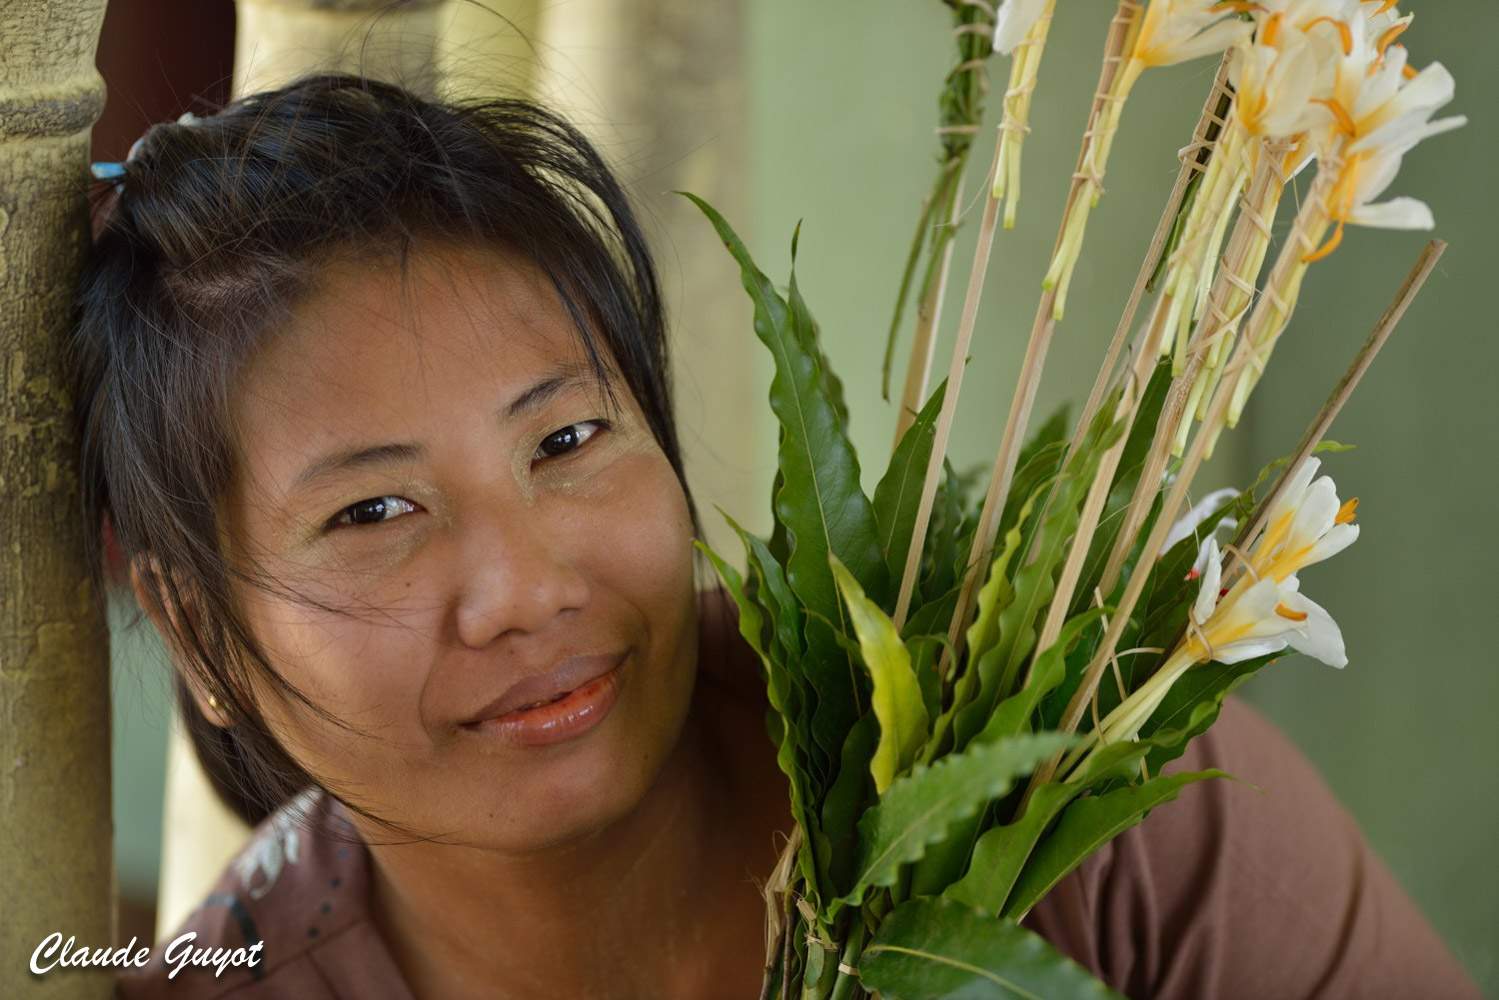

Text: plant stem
xmin=1022 ymin=157 xmax=1344 ymax=798
xmin=893 ymin=131 xmax=1007 ymax=629
xmin=1209 ymin=238 xmax=1445 ymax=605
xmin=1020 ymin=57 xmax=1237 ymax=684
xmin=884 ymin=0 xmax=996 ymax=405
xmin=826 ymin=917 xmax=870 ymax=1000
xmin=1065 ymin=55 xmax=1234 ymax=469
xmin=1096 ymin=137 xmax=1288 ymax=597
xmin=894 ymin=170 xmax=966 ymax=446
xmin=931 ymin=0 xmax=1142 ymax=659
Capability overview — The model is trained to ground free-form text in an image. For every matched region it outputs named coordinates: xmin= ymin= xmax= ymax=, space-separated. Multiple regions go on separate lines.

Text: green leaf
xmin=860 ymin=897 xmax=1124 ymax=999
xmin=788 ymin=222 xmax=852 ymax=430
xmin=918 ymin=458 xmax=983 ymax=607
xmin=1004 ymin=769 xmax=1228 ymax=918
xmin=875 ymin=379 xmax=948 ymax=592
xmin=696 ymin=540 xmax=819 ymax=836
xmin=724 ymin=513 xmax=804 ymax=660
xmin=1017 ymin=401 xmax=1070 ymax=475
xmin=1124 ymin=652 xmax=1281 ymax=787
xmin=831 ymin=556 xmax=929 ymax=793
xmin=820 ymin=712 xmax=878 ymax=908
xmin=1068 ymin=360 xmax=1175 ymax=622
xmin=912 ymin=607 xmax=1109 ymax=898
xmin=838 ymin=732 xmax=1072 ymax=906
xmin=688 ymin=196 xmax=891 ymax=787
xmin=984 ymin=398 xmax=1127 ymax=718
xmin=944 ymin=779 xmax=1082 ymax=915
xmin=902 ymin=583 xmax=963 ymax=723
xmin=976 ymin=606 xmax=1110 ymax=746
xmin=947 ymin=477 xmax=1049 ymax=752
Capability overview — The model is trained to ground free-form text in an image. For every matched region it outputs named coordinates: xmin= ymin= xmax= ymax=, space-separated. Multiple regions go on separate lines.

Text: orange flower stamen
xmin=1305 ymin=15 xmax=1354 ymax=56
xmin=1312 ymin=97 xmax=1356 ymax=137
xmin=1275 ymin=603 xmax=1309 ymax=622
xmin=1335 ymin=497 xmax=1359 ymax=524
xmin=1301 ymin=219 xmax=1346 ymax=263
xmin=1403 ymin=62 xmax=1419 ymax=80
xmin=1261 ymin=11 xmax=1283 ymax=47
xmin=1361 ymin=0 xmax=1400 ymax=14
xmin=1377 ymin=21 xmax=1409 ymax=55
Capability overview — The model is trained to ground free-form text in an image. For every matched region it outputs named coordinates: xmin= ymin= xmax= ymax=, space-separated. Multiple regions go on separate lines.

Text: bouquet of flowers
xmin=688 ymin=1 xmax=1463 ymax=996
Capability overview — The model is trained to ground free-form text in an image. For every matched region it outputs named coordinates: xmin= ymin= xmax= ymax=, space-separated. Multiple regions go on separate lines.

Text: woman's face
xmin=218 ymin=245 xmax=699 ymax=851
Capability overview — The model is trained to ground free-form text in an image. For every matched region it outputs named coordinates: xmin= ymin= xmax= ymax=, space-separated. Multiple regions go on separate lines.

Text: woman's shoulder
xmin=1026 ymin=696 xmax=1481 ymax=999
xmin=115 ymin=787 xmax=413 ymax=1000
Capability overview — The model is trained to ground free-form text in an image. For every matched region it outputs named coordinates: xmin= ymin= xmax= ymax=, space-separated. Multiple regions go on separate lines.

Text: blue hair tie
xmin=90 ymin=111 xmax=200 ymax=194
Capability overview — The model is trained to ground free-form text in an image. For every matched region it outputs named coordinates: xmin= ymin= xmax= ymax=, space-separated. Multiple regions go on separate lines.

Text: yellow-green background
xmin=109 ymin=2 xmax=1497 ymax=993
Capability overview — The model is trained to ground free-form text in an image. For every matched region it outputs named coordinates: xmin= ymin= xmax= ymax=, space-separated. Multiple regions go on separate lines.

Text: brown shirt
xmin=113 ymin=695 xmax=1480 ymax=1000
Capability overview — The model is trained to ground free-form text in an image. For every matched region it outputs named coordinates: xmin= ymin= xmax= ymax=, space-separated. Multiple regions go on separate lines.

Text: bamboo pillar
xmin=233 ymin=0 xmax=446 ymax=98
xmin=155 ymin=0 xmax=448 ymax=936
xmin=0 ymin=2 xmax=114 ymax=998
xmin=537 ymin=0 xmax=767 ymax=559
xmin=439 ymin=0 xmax=542 ymax=101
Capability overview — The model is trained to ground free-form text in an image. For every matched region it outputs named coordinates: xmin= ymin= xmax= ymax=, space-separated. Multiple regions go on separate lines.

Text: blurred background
xmin=94 ymin=0 xmax=1495 ymax=992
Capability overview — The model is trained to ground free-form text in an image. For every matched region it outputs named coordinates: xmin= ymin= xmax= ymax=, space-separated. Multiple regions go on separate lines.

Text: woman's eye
xmin=534 ymin=420 xmax=605 ymax=460
xmin=331 ymin=496 xmax=419 ymax=528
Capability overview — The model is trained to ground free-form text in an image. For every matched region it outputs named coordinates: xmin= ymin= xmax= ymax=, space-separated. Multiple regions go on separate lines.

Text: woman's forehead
xmin=228 ymin=247 xmax=617 ymax=473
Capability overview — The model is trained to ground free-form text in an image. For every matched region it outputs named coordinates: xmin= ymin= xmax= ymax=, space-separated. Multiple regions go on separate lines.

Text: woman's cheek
xmin=237 ymin=594 xmax=428 ymax=759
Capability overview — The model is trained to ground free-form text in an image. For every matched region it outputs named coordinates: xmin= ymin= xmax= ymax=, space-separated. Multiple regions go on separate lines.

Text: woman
xmin=80 ymin=75 xmax=1477 ymax=999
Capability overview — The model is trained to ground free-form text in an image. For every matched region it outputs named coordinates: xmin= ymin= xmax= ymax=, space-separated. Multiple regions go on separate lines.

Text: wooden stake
xmin=932 ymin=0 xmax=1142 ymax=653
xmin=893 ymin=136 xmax=1006 ymax=628
xmin=894 ymin=171 xmax=966 ymax=446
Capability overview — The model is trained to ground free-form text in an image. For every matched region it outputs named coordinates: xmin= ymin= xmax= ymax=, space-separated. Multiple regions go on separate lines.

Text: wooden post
xmin=538 ymin=0 xmax=764 ymax=558
xmin=233 ymin=0 xmax=446 ymax=98
xmin=0 ymin=1 xmax=114 ymax=998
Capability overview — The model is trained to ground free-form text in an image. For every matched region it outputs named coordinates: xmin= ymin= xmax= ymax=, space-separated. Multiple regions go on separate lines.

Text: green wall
xmin=746 ymin=2 xmax=1496 ymax=993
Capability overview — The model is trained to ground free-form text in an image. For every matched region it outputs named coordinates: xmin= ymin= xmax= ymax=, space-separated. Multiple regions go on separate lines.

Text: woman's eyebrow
xmin=291 ymin=362 xmax=607 ymax=491
xmin=503 ymin=359 xmax=604 ymax=419
xmin=293 ymin=442 xmax=424 ymax=491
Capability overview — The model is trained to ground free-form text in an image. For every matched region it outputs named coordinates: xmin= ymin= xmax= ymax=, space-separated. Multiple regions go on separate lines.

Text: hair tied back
xmin=90 ymin=111 xmax=201 ymax=194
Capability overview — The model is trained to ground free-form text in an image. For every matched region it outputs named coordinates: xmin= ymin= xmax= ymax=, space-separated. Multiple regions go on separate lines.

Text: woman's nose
xmin=451 ymin=504 xmax=592 ymax=648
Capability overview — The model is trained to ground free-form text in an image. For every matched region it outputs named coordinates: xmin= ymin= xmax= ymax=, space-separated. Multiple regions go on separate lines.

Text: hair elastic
xmin=90 ymin=111 xmax=201 ymax=194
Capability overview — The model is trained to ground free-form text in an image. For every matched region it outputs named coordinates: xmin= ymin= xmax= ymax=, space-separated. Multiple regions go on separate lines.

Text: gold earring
xmin=208 ymin=693 xmax=220 ymax=711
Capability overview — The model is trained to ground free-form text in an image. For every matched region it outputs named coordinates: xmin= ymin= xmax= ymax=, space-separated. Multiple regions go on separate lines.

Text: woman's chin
xmin=434 ymin=680 xmax=697 ymax=853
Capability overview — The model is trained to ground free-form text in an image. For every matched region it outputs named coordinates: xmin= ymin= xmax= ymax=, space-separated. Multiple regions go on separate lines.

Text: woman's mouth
xmin=460 ymin=655 xmax=626 ymax=748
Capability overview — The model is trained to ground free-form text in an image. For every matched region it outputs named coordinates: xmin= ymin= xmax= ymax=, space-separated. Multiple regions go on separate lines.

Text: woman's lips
xmin=461 ymin=655 xmax=626 ymax=748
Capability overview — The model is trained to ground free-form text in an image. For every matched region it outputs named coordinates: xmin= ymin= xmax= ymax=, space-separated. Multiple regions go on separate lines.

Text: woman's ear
xmin=128 ymin=556 xmax=231 ymax=729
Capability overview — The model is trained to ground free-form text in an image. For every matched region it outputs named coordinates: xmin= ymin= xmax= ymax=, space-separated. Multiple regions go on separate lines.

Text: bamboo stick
xmin=1099 ymin=238 xmax=1446 ymax=749
xmin=1024 ymin=159 xmax=1346 ymax=797
xmin=894 ymin=172 xmax=966 ymax=445
xmin=1223 ymin=239 xmax=1447 ymax=578
xmin=1064 ymin=56 xmax=1234 ymax=468
xmin=930 ymin=0 xmax=1143 ymax=651
xmin=893 ymin=135 xmax=1007 ymax=628
xmin=1019 ymin=59 xmax=1237 ymax=680
xmin=1096 ymin=138 xmax=1287 ymax=597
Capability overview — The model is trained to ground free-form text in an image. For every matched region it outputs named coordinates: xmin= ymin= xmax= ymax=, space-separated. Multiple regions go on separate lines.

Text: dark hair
xmin=72 ymin=73 xmax=696 ymax=830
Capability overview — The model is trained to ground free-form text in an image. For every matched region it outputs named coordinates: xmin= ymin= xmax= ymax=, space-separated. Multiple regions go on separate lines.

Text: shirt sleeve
xmin=1023 ymin=697 xmax=1482 ymax=1000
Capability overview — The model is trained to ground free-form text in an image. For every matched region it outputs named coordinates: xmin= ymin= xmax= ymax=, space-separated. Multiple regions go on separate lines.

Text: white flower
xmin=993 ymin=0 xmax=1052 ymax=56
xmin=1296 ymin=12 xmax=1466 ymax=254
xmin=1229 ymin=29 xmax=1320 ymax=140
xmin=1131 ymin=0 xmax=1256 ymax=74
xmin=1245 ymin=456 xmax=1360 ymax=582
xmin=1162 ymin=486 xmax=1239 ymax=555
xmin=1188 ymin=536 xmax=1347 ymax=668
